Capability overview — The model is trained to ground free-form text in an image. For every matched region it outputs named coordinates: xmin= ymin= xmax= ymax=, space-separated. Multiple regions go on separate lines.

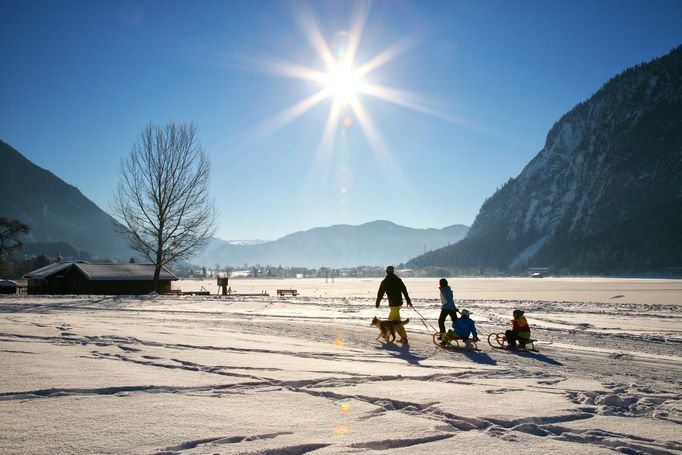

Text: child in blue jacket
xmin=442 ymin=309 xmax=479 ymax=345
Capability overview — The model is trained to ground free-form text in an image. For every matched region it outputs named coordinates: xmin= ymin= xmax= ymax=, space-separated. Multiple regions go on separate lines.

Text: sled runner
xmin=432 ymin=332 xmax=480 ymax=351
xmin=487 ymin=333 xmax=538 ymax=352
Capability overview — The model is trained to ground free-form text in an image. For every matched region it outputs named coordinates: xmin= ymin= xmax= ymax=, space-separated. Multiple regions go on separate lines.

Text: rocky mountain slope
xmin=408 ymin=45 xmax=682 ymax=274
xmin=0 ymin=140 xmax=134 ymax=260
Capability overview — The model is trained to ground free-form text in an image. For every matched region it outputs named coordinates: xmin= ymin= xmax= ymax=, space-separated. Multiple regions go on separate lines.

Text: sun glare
xmin=237 ymin=4 xmax=457 ymax=163
xmin=321 ymin=64 xmax=364 ymax=104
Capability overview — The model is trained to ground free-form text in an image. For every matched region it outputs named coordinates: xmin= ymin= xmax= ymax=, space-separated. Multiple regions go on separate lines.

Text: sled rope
xmin=473 ymin=321 xmax=492 ymax=338
xmin=410 ymin=306 xmax=439 ymax=333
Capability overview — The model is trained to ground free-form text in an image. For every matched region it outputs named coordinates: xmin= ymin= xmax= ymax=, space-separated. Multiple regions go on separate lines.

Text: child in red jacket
xmin=505 ymin=309 xmax=531 ymax=349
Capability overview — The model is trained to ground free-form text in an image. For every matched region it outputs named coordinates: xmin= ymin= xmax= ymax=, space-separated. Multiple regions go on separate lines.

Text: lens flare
xmin=334 ymin=335 xmax=345 ymax=347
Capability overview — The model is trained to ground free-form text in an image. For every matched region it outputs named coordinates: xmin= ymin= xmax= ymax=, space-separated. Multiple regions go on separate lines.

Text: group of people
xmin=375 ymin=266 xmax=531 ymax=349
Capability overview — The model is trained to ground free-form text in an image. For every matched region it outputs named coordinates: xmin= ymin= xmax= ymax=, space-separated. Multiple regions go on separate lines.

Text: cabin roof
xmin=23 ymin=261 xmax=78 ymax=279
xmin=24 ymin=261 xmax=178 ymax=281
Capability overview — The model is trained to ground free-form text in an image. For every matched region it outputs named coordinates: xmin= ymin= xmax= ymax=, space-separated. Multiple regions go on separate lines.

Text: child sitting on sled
xmin=442 ymin=309 xmax=479 ymax=346
xmin=506 ymin=309 xmax=531 ymax=349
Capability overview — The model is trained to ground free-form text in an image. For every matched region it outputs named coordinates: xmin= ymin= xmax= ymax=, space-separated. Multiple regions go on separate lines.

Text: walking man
xmin=376 ymin=266 xmax=413 ymax=343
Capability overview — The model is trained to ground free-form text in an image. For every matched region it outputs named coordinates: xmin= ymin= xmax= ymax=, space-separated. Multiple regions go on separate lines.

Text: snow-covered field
xmin=1 ymin=277 xmax=680 ymax=454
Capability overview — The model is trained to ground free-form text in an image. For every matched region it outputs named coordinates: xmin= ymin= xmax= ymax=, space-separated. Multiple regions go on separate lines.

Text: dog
xmin=371 ymin=316 xmax=410 ymax=344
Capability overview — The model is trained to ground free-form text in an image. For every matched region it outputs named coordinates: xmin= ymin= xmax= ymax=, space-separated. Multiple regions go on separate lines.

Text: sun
xmin=321 ymin=63 xmax=364 ymax=104
xmin=235 ymin=4 xmax=460 ymax=160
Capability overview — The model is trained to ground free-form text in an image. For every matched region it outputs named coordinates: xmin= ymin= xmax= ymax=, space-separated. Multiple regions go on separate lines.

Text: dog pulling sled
xmin=487 ymin=333 xmax=539 ymax=352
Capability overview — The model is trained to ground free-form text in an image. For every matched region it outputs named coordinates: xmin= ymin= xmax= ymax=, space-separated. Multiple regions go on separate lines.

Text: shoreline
xmin=173 ymin=276 xmax=682 ymax=306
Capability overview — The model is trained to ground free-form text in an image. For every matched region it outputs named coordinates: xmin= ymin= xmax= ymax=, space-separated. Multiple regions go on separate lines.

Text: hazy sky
xmin=2 ymin=0 xmax=681 ymax=240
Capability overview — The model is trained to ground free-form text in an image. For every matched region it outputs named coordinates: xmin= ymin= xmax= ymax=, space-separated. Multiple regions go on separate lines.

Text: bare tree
xmin=0 ymin=217 xmax=30 ymax=270
xmin=112 ymin=122 xmax=217 ymax=288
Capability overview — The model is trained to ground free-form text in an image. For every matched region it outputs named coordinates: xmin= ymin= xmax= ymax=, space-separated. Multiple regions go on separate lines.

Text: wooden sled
xmin=487 ymin=333 xmax=538 ymax=352
xmin=432 ymin=332 xmax=480 ymax=351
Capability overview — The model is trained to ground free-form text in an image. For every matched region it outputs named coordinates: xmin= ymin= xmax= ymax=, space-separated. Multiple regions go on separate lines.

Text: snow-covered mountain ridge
xmin=192 ymin=221 xmax=468 ymax=268
xmin=408 ymin=44 xmax=682 ymax=274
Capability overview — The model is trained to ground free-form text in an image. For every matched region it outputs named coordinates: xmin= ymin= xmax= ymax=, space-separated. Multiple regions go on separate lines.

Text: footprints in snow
xmin=568 ymin=381 xmax=681 ymax=423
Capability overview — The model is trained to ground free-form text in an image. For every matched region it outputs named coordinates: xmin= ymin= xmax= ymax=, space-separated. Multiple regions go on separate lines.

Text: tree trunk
xmin=154 ymin=262 xmax=162 ymax=293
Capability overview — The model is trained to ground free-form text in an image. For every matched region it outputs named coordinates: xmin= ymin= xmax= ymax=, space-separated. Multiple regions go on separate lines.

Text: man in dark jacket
xmin=376 ymin=266 xmax=413 ymax=342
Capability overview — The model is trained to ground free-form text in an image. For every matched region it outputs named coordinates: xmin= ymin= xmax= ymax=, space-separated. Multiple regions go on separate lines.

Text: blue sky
xmin=1 ymin=0 xmax=681 ymax=240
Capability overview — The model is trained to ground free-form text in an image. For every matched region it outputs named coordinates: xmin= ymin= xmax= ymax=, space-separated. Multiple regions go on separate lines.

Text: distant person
xmin=437 ymin=278 xmax=459 ymax=338
xmin=442 ymin=309 xmax=479 ymax=346
xmin=375 ymin=265 xmax=413 ymax=343
xmin=506 ymin=309 xmax=531 ymax=349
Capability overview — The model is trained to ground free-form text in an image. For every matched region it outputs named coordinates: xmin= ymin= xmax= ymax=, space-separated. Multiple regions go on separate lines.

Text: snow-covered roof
xmin=23 ymin=261 xmax=80 ymax=279
xmin=75 ymin=263 xmax=177 ymax=281
xmin=24 ymin=262 xmax=177 ymax=281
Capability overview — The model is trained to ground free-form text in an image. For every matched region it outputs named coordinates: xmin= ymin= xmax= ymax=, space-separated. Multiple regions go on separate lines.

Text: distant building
xmin=24 ymin=261 xmax=177 ymax=295
xmin=528 ymin=267 xmax=549 ymax=278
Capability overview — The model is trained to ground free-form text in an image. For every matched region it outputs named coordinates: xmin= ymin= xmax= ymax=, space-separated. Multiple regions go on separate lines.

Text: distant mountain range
xmin=191 ymin=221 xmax=469 ymax=268
xmin=0 ymin=140 xmax=135 ymax=260
xmin=0 ymin=141 xmax=467 ymax=267
xmin=407 ymin=45 xmax=682 ymax=274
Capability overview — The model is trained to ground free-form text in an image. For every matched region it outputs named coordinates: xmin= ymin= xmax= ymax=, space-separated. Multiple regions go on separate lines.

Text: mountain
xmin=0 ymin=140 xmax=134 ymax=260
xmin=192 ymin=221 xmax=468 ymax=268
xmin=407 ymin=45 xmax=682 ymax=274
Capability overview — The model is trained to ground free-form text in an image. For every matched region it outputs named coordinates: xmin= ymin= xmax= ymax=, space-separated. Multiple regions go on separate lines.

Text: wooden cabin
xmin=24 ymin=261 xmax=177 ymax=295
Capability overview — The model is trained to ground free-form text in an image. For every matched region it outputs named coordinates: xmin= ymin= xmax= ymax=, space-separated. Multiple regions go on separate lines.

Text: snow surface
xmin=0 ymin=277 xmax=680 ymax=454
